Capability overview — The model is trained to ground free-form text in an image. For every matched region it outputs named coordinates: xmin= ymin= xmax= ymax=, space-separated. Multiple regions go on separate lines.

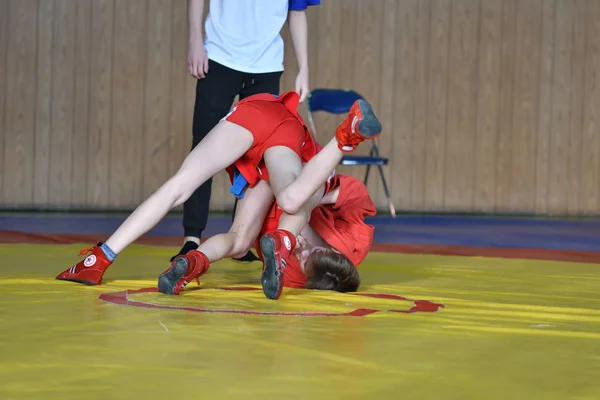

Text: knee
xmin=230 ymin=239 xmax=253 ymax=259
xmin=164 ymin=176 xmax=194 ymax=207
xmin=229 ymin=232 xmax=254 ymax=259
xmin=275 ymin=188 xmax=303 ymax=215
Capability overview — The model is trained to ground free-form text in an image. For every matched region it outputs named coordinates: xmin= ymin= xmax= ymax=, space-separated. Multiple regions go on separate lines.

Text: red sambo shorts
xmin=223 ymin=92 xmax=319 ymax=187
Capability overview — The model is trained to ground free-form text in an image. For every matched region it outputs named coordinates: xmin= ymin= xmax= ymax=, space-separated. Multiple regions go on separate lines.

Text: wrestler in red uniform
xmin=217 ymin=92 xmax=380 ymax=298
xmin=257 ymin=174 xmax=375 ymax=291
xmin=56 ymin=91 xmax=383 ymax=300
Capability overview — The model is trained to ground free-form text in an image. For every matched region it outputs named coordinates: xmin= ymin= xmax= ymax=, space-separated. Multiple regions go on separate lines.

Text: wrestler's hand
xmin=188 ymin=40 xmax=209 ymax=79
xmin=295 ymin=68 xmax=310 ymax=103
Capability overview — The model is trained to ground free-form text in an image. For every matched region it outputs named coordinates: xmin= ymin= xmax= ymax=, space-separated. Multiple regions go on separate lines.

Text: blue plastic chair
xmin=307 ymin=88 xmax=396 ymax=217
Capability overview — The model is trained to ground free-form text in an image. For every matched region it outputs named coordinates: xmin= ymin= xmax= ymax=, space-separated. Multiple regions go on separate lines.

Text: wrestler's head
xmin=295 ymin=230 xmax=360 ymax=292
xmin=304 ymin=248 xmax=360 ymax=292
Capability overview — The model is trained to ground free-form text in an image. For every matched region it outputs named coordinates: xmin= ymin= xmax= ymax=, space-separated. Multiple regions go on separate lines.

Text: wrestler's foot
xmin=55 ymin=243 xmax=112 ymax=285
xmin=158 ymin=250 xmax=210 ymax=295
xmin=335 ymin=99 xmax=382 ymax=152
xmin=259 ymin=230 xmax=296 ymax=300
xmin=233 ymin=250 xmax=261 ymax=263
xmin=170 ymin=240 xmax=199 ymax=262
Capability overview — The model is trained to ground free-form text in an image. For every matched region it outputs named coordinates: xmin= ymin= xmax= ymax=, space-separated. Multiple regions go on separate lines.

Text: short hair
xmin=305 ymin=250 xmax=360 ymax=292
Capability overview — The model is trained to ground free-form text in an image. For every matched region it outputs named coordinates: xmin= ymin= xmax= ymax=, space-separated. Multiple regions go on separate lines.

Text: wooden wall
xmin=1 ymin=0 xmax=599 ymax=215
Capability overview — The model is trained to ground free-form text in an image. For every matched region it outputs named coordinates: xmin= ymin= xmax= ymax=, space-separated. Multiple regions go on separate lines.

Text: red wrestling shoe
xmin=335 ymin=99 xmax=383 ymax=152
xmin=259 ymin=230 xmax=296 ymax=300
xmin=157 ymin=250 xmax=210 ymax=295
xmin=55 ymin=243 xmax=112 ymax=285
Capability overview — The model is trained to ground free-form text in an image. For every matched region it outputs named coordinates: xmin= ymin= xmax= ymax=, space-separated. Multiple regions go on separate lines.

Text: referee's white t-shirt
xmin=204 ymin=0 xmax=289 ymax=74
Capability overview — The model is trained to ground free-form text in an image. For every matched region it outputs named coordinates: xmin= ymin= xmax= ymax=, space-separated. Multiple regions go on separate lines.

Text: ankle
xmin=99 ymin=242 xmax=117 ymax=262
xmin=277 ymin=229 xmax=297 ymax=251
xmin=195 ymin=249 xmax=210 ymax=264
xmin=335 ymin=127 xmax=357 ymax=152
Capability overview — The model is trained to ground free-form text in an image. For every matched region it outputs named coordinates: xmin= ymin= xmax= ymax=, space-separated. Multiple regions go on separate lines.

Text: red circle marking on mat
xmin=98 ymin=287 xmax=445 ymax=317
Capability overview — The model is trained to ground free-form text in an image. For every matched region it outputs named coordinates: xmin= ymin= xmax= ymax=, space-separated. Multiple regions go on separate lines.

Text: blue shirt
xmin=289 ymin=0 xmax=321 ymax=11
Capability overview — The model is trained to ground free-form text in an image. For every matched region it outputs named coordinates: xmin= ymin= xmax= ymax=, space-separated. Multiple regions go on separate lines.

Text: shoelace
xmin=181 ymin=276 xmax=201 ymax=288
xmin=175 ymin=277 xmax=201 ymax=295
xmin=78 ymin=247 xmax=94 ymax=256
xmin=179 ymin=266 xmax=202 ymax=290
xmin=177 ymin=254 xmax=202 ymax=286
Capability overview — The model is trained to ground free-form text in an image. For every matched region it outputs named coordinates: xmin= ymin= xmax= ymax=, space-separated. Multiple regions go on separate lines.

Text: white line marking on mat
xmin=158 ymin=320 xmax=169 ymax=332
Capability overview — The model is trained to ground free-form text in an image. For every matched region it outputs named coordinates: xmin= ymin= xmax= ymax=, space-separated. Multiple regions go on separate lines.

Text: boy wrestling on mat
xmin=56 ymin=91 xmax=381 ymax=300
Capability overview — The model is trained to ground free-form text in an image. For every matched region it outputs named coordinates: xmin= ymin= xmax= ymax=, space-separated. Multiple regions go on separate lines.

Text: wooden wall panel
xmin=474 ymin=0 xmax=502 ymax=210
xmin=86 ymin=0 xmax=113 ymax=207
xmin=143 ymin=0 xmax=172 ymax=199
xmin=1 ymin=0 xmax=600 ymax=215
xmin=32 ymin=0 xmax=53 ymax=206
xmin=581 ymin=0 xmax=600 ymax=213
xmin=109 ymin=0 xmax=146 ymax=208
xmin=510 ymin=0 xmax=543 ymax=212
xmin=410 ymin=0 xmax=431 ymax=209
xmin=495 ymin=0 xmax=518 ymax=211
xmin=377 ymin=0 xmax=399 ymax=209
xmin=167 ymin=1 xmax=187 ymax=179
xmin=534 ymin=0 xmax=555 ymax=214
xmin=0 ymin=0 xmax=6 ymax=202
xmin=445 ymin=0 xmax=480 ymax=210
xmin=391 ymin=0 xmax=418 ymax=209
xmin=71 ymin=0 xmax=92 ymax=207
xmin=3 ymin=0 xmax=37 ymax=206
xmin=49 ymin=0 xmax=76 ymax=206
xmin=424 ymin=0 xmax=451 ymax=210
xmin=547 ymin=0 xmax=573 ymax=213
xmin=567 ymin=0 xmax=586 ymax=214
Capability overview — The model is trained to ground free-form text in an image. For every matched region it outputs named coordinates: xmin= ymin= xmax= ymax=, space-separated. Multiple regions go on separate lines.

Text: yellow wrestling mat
xmin=1 ymin=243 xmax=599 ymax=399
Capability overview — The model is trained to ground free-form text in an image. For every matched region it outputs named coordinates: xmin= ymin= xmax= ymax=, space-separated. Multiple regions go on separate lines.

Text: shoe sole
xmin=356 ymin=99 xmax=382 ymax=138
xmin=56 ymin=277 xmax=98 ymax=286
xmin=157 ymin=257 xmax=189 ymax=295
xmin=260 ymin=236 xmax=282 ymax=300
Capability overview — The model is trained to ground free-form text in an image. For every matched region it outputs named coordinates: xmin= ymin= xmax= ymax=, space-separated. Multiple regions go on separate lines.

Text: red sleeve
xmin=309 ymin=175 xmax=376 ymax=266
xmin=330 ymin=175 xmax=376 ymax=221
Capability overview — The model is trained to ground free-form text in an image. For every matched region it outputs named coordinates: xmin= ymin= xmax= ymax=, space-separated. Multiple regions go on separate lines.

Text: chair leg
xmin=363 ymin=164 xmax=372 ymax=186
xmin=363 ymin=147 xmax=376 ymax=185
xmin=377 ymin=164 xmax=396 ymax=217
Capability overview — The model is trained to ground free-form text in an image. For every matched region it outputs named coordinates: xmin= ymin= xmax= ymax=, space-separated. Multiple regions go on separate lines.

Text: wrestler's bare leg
xmin=271 ymin=99 xmax=382 ymax=214
xmin=157 ymin=144 xmax=343 ymax=296
xmin=196 ymin=136 xmax=350 ymax=263
xmin=258 ymin=146 xmax=329 ymax=299
xmin=56 ymin=121 xmax=254 ymax=286
xmin=259 ymin=99 xmax=382 ymax=299
xmin=196 ymin=180 xmax=274 ymax=261
xmin=104 ymin=121 xmax=253 ymax=254
xmin=157 ymin=180 xmax=274 ymax=295
xmin=113 ymin=98 xmax=378 ymax=257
